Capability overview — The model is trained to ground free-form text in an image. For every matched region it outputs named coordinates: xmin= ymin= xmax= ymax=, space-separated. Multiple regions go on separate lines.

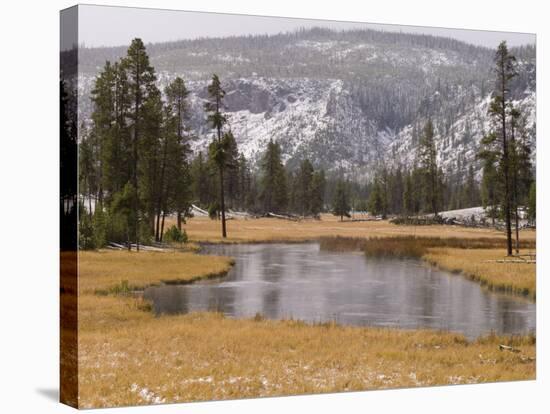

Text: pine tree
xmin=91 ymin=61 xmax=124 ymax=203
xmin=332 ymin=179 xmax=351 ymax=221
xmin=479 ymin=147 xmax=499 ymax=225
xmin=509 ymin=107 xmax=521 ymax=253
xmin=310 ymin=169 xmax=326 ymax=216
xmin=368 ymin=180 xmax=384 ymax=217
xmin=204 ymin=74 xmax=229 ymax=238
xmin=418 ymin=119 xmax=439 ymax=215
xmin=479 ymin=41 xmax=518 ymax=255
xmin=222 ymin=130 xmax=240 ymax=209
xmin=236 ymin=153 xmax=251 ymax=211
xmin=164 ymin=77 xmax=192 ymax=232
xmin=259 ymin=140 xmax=288 ymax=213
xmin=121 ymin=38 xmax=159 ymax=250
xmin=390 ymin=167 xmax=404 ymax=215
xmin=139 ymin=86 xmax=163 ymax=240
xmin=78 ymin=126 xmax=99 ymax=216
xmin=510 ymin=109 xmax=533 ymax=250
xmin=191 ymin=152 xmax=214 ymax=207
xmin=465 ymin=164 xmax=480 ymax=208
xmin=60 ymin=79 xmax=78 ymax=249
xmin=296 ymin=159 xmax=314 ymax=216
xmin=403 ymin=172 xmax=414 ymax=217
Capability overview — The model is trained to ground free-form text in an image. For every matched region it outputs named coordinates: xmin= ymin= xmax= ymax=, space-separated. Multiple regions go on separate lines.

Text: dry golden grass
xmin=74 ymin=248 xmax=536 ymax=408
xmin=176 ymin=214 xmax=536 ymax=244
xmin=424 ymin=248 xmax=536 ymax=298
xmin=78 ymin=250 xmax=234 ymax=294
xmin=78 ymin=294 xmax=535 ymax=408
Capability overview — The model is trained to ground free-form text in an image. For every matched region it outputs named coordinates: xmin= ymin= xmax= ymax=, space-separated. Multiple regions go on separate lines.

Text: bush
xmin=79 ymin=207 xmax=95 ymax=250
xmin=92 ymin=207 xmax=107 ymax=248
xmin=164 ymin=225 xmax=188 ymax=244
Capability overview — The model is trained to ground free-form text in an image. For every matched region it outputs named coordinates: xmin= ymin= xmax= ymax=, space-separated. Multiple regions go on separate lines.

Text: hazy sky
xmin=76 ymin=4 xmax=535 ymax=49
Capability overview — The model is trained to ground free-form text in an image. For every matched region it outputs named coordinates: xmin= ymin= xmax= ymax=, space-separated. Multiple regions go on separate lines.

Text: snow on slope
xmin=388 ymin=89 xmax=536 ymax=179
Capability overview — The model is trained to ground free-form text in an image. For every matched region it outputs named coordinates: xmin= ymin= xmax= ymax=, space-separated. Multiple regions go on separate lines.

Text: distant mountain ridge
xmin=76 ymin=27 xmax=536 ymax=180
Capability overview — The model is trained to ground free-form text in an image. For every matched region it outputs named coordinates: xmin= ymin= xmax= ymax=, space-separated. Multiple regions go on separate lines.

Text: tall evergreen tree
xmin=479 ymin=147 xmax=499 ymax=225
xmin=332 ymin=179 xmax=351 ymax=221
xmin=191 ymin=152 xmax=214 ymax=207
xmin=479 ymin=41 xmax=518 ymax=255
xmin=403 ymin=172 xmax=414 ymax=217
xmin=222 ymin=130 xmax=240 ymax=209
xmin=368 ymin=180 xmax=384 ymax=217
xmin=310 ymin=169 xmax=326 ymax=216
xmin=236 ymin=153 xmax=252 ymax=211
xmin=164 ymin=77 xmax=192 ymax=232
xmin=418 ymin=119 xmax=440 ymax=214
xmin=296 ymin=159 xmax=314 ymax=216
xmin=78 ymin=126 xmax=99 ymax=216
xmin=121 ymin=38 xmax=159 ymax=250
xmin=464 ymin=164 xmax=481 ymax=208
xmin=259 ymin=140 xmax=288 ymax=213
xmin=204 ymin=74 xmax=229 ymax=238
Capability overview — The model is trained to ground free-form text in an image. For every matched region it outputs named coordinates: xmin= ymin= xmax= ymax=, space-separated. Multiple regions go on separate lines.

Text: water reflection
xmin=143 ymin=243 xmax=535 ymax=339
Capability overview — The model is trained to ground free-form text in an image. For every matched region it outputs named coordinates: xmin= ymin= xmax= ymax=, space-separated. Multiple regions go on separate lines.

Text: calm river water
xmin=143 ymin=243 xmax=535 ymax=339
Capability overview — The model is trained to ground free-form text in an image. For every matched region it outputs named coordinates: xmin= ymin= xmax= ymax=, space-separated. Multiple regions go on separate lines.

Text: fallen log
xmin=483 ymin=260 xmax=536 ymax=264
xmin=266 ymin=212 xmax=300 ymax=221
xmin=499 ymin=344 xmax=521 ymax=353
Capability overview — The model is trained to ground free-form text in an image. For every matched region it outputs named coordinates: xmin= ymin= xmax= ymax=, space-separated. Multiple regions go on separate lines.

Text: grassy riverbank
xmin=78 ymin=250 xmax=234 ymax=294
xmin=175 ymin=214 xmax=536 ymax=243
xmin=78 ymin=294 xmax=535 ymax=408
xmin=319 ymin=235 xmax=536 ymax=299
xmin=424 ymin=248 xmax=536 ymax=298
xmin=75 ymin=248 xmax=535 ymax=408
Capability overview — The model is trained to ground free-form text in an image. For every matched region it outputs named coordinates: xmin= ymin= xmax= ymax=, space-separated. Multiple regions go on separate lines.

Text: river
xmin=143 ymin=242 xmax=535 ymax=339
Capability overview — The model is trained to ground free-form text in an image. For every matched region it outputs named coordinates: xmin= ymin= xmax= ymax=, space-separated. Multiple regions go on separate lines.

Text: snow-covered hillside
xmin=76 ymin=28 xmax=536 ymax=181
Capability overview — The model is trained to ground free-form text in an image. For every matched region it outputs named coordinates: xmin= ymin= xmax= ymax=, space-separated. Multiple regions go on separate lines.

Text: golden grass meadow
xmin=75 ymin=216 xmax=536 ymax=408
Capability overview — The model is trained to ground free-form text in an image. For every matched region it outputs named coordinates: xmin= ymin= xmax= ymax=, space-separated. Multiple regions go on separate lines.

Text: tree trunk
xmin=127 ymin=224 xmax=131 ymax=251
xmin=220 ymin=167 xmax=227 ymax=238
xmin=177 ymin=211 xmax=182 ymax=231
xmin=134 ymin=68 xmax=141 ymax=252
xmin=155 ymin=136 xmax=169 ymax=242
xmin=215 ymin=97 xmax=227 ymax=239
xmin=510 ymin=117 xmax=520 ymax=255
xmin=500 ymin=61 xmax=512 ymax=256
xmin=515 ymin=207 xmax=520 ymax=254
xmin=155 ymin=212 xmax=161 ymax=242
xmin=160 ymin=211 xmax=167 ymax=242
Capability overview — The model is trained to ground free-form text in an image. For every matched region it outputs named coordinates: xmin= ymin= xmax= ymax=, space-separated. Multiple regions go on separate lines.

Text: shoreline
xmin=76 ymin=247 xmax=535 ymax=407
xmin=194 ymin=234 xmax=535 ymax=301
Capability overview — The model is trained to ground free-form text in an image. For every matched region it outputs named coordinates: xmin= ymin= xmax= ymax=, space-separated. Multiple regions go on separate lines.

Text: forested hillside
xmin=67 ymin=28 xmax=536 ymax=247
xmin=77 ymin=27 xmax=535 ymax=181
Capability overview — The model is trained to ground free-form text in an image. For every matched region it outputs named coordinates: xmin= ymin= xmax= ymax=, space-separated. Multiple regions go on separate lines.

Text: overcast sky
xmin=75 ymin=4 xmax=535 ymax=50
